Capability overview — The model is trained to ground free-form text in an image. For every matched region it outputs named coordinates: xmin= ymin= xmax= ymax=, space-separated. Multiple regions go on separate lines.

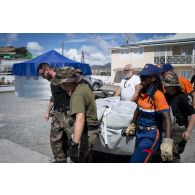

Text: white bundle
xmin=94 ymin=96 xmax=137 ymax=155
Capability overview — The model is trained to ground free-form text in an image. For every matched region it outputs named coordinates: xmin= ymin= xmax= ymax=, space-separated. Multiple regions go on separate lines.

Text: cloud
xmin=26 ymin=42 xmax=43 ymax=56
xmin=54 ymin=35 xmax=120 ymax=65
xmin=140 ymin=33 xmax=195 ymax=42
xmin=63 ymin=34 xmax=120 ymax=44
xmin=121 ymin=33 xmax=139 ymax=44
xmin=80 ymin=45 xmax=98 ymax=55
xmin=55 ymin=45 xmax=110 ymax=66
xmin=55 ymin=48 xmax=81 ymax=61
xmin=64 ymin=38 xmax=89 ymax=43
xmin=96 ymin=39 xmax=112 ymax=52
xmin=167 ymin=33 xmax=195 ymax=40
xmin=140 ymin=34 xmax=174 ymax=42
xmin=6 ymin=33 xmax=18 ymax=45
xmin=66 ymin=48 xmax=81 ymax=60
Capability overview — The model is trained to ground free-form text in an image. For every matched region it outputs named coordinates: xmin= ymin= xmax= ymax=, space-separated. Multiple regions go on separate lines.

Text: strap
xmin=101 ymin=98 xmax=120 ymax=145
xmin=102 ymin=106 xmax=112 ymax=145
xmin=169 ymin=106 xmax=176 ymax=125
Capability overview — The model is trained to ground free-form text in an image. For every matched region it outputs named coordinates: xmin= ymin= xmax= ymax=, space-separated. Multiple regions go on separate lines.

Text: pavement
xmin=0 ymin=139 xmax=50 ymax=163
xmin=0 ymin=92 xmax=53 ymax=163
xmin=0 ymin=85 xmax=15 ymax=93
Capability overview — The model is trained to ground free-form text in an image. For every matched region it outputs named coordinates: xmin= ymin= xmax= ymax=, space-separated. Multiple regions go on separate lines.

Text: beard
xmin=124 ymin=71 xmax=133 ymax=79
xmin=45 ymin=74 xmax=53 ymax=81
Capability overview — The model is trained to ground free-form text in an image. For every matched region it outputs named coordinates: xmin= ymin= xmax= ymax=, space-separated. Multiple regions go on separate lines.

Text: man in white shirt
xmin=115 ymin=64 xmax=141 ymax=101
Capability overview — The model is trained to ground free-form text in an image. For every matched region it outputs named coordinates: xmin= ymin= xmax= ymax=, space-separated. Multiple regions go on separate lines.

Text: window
xmin=133 ymin=47 xmax=144 ymax=59
xmin=155 ymin=46 xmax=165 ymax=56
xmin=178 ymin=69 xmax=193 ymax=80
xmin=181 ymin=47 xmax=192 ymax=55
xmin=120 ymin=49 xmax=132 ymax=59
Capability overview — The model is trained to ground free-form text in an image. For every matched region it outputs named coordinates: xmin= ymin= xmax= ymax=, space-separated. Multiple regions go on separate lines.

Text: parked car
xmin=83 ymin=76 xmax=104 ymax=90
xmin=90 ymin=77 xmax=104 ymax=90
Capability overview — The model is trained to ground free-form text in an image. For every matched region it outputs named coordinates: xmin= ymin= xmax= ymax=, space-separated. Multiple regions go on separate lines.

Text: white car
xmin=83 ymin=76 xmax=104 ymax=91
xmin=90 ymin=77 xmax=104 ymax=91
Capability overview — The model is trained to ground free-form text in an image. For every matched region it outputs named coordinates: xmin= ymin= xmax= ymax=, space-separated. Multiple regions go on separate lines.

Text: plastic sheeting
xmin=14 ymin=76 xmax=51 ymax=99
xmin=94 ymin=96 xmax=137 ymax=155
xmin=12 ymin=50 xmax=92 ymax=76
xmin=14 ymin=75 xmax=91 ymax=99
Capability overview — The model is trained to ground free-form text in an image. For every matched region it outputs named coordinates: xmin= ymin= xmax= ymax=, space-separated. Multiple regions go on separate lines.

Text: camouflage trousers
xmin=78 ymin=127 xmax=101 ymax=163
xmin=50 ymin=110 xmax=73 ymax=162
xmin=171 ymin=123 xmax=187 ymax=162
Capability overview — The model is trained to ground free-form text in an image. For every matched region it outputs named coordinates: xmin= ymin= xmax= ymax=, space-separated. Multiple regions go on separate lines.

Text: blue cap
xmin=140 ymin=64 xmax=161 ymax=76
xmin=161 ymin=63 xmax=173 ymax=73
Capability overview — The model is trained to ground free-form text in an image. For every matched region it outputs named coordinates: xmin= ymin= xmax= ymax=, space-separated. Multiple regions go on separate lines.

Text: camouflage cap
xmin=162 ymin=73 xmax=181 ymax=87
xmin=51 ymin=67 xmax=80 ymax=85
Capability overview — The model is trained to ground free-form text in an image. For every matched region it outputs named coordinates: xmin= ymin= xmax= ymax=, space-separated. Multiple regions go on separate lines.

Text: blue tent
xmin=12 ymin=50 xmax=92 ymax=76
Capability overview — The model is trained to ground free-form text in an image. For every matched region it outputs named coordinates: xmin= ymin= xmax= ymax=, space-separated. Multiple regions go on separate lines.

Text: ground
xmin=0 ymin=90 xmax=195 ymax=163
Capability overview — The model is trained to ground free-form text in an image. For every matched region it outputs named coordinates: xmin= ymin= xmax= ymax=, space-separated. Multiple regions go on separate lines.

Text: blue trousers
xmin=130 ymin=128 xmax=162 ymax=163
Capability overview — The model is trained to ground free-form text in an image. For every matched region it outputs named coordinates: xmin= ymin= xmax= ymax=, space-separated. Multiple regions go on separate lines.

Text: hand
xmin=182 ymin=130 xmax=191 ymax=140
xmin=121 ymin=123 xmax=136 ymax=136
xmin=160 ymin=138 xmax=173 ymax=162
xmin=44 ymin=113 xmax=50 ymax=121
xmin=69 ymin=141 xmax=79 ymax=163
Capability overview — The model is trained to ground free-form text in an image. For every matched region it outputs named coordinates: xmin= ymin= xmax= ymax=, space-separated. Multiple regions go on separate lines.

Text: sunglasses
xmin=124 ymin=69 xmax=132 ymax=72
xmin=39 ymin=69 xmax=46 ymax=76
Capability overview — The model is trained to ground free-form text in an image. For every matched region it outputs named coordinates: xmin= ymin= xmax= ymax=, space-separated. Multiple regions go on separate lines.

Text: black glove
xmin=69 ymin=141 xmax=79 ymax=163
xmin=121 ymin=129 xmax=127 ymax=136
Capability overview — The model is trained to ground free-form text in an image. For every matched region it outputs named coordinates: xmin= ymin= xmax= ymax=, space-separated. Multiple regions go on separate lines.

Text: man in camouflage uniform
xmin=52 ymin=67 xmax=100 ymax=163
xmin=38 ymin=63 xmax=72 ymax=163
xmin=162 ymin=73 xmax=195 ymax=162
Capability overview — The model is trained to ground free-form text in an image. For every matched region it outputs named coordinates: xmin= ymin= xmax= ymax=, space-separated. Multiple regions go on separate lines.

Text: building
xmin=0 ymin=46 xmax=32 ymax=73
xmin=91 ymin=63 xmax=111 ymax=76
xmin=111 ymin=34 xmax=195 ymax=83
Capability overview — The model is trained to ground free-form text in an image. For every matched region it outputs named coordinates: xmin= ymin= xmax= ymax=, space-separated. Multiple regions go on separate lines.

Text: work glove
xmin=69 ymin=141 xmax=79 ymax=163
xmin=121 ymin=123 xmax=136 ymax=136
xmin=160 ymin=138 xmax=173 ymax=162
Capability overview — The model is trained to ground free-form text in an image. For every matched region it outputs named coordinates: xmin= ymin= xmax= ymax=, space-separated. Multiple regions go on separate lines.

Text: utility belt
xmin=137 ymin=125 xmax=157 ymax=131
xmin=172 ymin=123 xmax=186 ymax=135
xmin=51 ymin=107 xmax=70 ymax=116
xmin=88 ymin=124 xmax=101 ymax=132
xmin=175 ymin=120 xmax=187 ymax=128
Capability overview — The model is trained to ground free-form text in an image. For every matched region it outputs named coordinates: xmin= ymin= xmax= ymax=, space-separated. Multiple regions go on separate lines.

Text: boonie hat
xmin=52 ymin=67 xmax=80 ymax=85
xmin=162 ymin=73 xmax=181 ymax=87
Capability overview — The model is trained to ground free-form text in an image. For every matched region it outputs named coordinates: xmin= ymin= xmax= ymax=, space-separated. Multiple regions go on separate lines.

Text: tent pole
xmin=62 ymin=41 xmax=64 ymax=56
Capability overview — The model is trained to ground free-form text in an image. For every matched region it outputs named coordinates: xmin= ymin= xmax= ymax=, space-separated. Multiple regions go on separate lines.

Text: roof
xmin=112 ymin=34 xmax=195 ymax=50
xmin=12 ymin=50 xmax=92 ymax=76
xmin=0 ymin=46 xmax=32 ymax=59
xmin=0 ymin=46 xmax=16 ymax=53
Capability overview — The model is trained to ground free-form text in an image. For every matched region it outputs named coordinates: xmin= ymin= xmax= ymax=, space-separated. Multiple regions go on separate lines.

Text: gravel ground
xmin=0 ymin=91 xmax=195 ymax=162
xmin=0 ymin=92 xmax=52 ymax=159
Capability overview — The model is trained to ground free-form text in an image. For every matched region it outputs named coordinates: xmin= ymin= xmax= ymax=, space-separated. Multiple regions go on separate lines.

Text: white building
xmin=111 ymin=34 xmax=195 ymax=83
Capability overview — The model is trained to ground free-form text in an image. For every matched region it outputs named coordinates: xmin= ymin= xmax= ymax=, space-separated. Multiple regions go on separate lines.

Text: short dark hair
xmin=37 ymin=63 xmax=51 ymax=75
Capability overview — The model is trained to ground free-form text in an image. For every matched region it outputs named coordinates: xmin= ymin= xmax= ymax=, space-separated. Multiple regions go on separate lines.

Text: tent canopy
xmin=12 ymin=50 xmax=92 ymax=76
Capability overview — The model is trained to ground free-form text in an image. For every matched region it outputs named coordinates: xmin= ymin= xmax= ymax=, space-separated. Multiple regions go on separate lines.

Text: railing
xmin=154 ymin=56 xmax=165 ymax=64
xmin=154 ymin=55 xmax=194 ymax=64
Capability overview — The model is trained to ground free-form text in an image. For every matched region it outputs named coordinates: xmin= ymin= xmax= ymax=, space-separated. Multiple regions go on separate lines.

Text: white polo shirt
xmin=120 ymin=74 xmax=141 ymax=101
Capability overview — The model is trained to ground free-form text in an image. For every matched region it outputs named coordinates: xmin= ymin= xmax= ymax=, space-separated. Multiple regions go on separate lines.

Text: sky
xmin=0 ymin=33 xmax=180 ymax=65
